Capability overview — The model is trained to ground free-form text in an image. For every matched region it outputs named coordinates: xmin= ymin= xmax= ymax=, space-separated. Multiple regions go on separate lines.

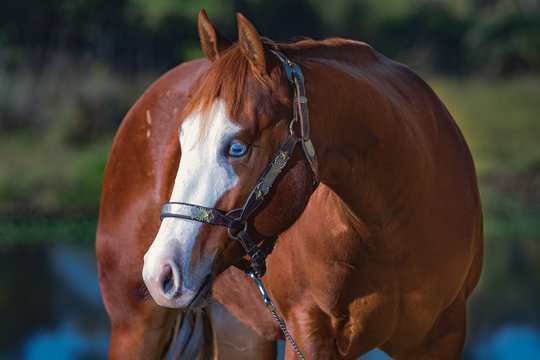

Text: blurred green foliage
xmin=0 ymin=0 xmax=538 ymax=137
xmin=1 ymin=0 xmax=539 ymax=75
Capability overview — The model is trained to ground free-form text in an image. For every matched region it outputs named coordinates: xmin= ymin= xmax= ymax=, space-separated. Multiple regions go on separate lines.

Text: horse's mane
xmin=181 ymin=37 xmax=385 ymax=134
xmin=278 ymin=37 xmax=382 ymax=67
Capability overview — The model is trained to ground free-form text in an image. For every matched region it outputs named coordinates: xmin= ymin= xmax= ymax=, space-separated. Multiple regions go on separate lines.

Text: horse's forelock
xmin=182 ymin=44 xmax=281 ymax=139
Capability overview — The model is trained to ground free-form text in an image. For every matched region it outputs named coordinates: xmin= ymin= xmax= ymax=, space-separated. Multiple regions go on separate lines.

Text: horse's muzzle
xmin=143 ymin=256 xmax=201 ymax=309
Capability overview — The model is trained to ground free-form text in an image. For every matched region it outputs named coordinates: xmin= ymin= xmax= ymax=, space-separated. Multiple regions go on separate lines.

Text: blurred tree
xmin=1 ymin=0 xmax=538 ymax=74
xmin=467 ymin=8 xmax=540 ymax=75
xmin=1 ymin=0 xmax=539 ymax=137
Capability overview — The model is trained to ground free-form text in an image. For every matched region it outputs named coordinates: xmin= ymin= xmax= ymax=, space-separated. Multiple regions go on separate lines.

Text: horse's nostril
xmin=159 ymin=263 xmax=180 ymax=299
xmin=162 ymin=265 xmax=174 ymax=294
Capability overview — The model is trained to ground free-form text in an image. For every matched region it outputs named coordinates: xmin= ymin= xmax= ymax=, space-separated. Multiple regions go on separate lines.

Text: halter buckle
xmin=250 ymin=249 xmax=267 ymax=276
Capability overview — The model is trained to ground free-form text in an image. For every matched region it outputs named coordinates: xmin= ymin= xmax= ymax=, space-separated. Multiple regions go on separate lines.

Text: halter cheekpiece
xmin=160 ymin=51 xmax=319 ymax=277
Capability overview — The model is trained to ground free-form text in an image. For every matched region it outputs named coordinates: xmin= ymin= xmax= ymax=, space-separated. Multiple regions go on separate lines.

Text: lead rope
xmin=248 ymin=271 xmax=306 ymax=359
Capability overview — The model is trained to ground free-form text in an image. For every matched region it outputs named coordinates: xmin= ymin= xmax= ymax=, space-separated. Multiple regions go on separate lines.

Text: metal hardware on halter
xmin=289 ymin=117 xmax=298 ymax=135
xmin=227 ymin=222 xmax=248 ymax=240
xmin=249 ymin=272 xmax=272 ymax=307
xmin=281 ymin=58 xmax=304 ymax=83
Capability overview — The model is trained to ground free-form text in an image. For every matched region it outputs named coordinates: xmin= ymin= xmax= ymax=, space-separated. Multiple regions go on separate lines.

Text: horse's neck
xmin=306 ymin=56 xmax=438 ymax=231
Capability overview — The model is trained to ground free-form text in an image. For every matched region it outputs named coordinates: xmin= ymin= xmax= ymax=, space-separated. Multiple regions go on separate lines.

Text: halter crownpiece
xmin=160 ymin=51 xmax=319 ymax=277
xmin=272 ymin=50 xmax=320 ymax=184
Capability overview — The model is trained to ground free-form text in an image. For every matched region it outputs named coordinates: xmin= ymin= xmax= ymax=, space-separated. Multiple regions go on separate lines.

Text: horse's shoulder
xmin=307 ymin=184 xmax=372 ymax=239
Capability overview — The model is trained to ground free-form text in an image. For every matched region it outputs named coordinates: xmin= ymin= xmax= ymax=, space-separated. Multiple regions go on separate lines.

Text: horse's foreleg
xmin=280 ymin=302 xmax=337 ymax=360
xmin=97 ymin=232 xmax=179 ymax=359
xmin=395 ymin=292 xmax=467 ymax=360
xmin=106 ymin=299 xmax=178 ymax=359
xmin=105 ymin=289 xmax=216 ymax=360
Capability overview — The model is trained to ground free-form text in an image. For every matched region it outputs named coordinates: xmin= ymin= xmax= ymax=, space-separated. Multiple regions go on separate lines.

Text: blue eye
xmin=228 ymin=142 xmax=248 ymax=157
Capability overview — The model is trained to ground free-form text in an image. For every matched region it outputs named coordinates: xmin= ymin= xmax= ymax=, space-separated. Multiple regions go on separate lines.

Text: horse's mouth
xmin=188 ymin=274 xmax=213 ymax=309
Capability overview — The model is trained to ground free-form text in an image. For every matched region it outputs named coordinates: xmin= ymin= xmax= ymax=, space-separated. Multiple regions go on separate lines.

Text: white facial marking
xmin=143 ymin=100 xmax=240 ymax=307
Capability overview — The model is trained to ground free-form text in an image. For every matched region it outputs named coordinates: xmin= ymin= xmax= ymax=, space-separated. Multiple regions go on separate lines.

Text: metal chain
xmin=266 ymin=301 xmax=306 ymax=359
xmin=248 ymin=272 xmax=306 ymax=359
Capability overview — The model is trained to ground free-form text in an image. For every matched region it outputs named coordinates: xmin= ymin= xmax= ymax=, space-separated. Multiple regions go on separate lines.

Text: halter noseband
xmin=160 ymin=51 xmax=319 ymax=277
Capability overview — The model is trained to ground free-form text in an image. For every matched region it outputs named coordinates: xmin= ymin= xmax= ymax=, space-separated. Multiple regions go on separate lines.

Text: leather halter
xmin=160 ymin=51 xmax=319 ymax=276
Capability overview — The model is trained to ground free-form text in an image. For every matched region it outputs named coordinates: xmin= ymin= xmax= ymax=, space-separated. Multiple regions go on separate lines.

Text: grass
xmin=0 ymin=56 xmax=154 ymax=246
xmin=430 ymin=76 xmax=540 ymax=242
xmin=430 ymin=76 xmax=540 ymax=175
xmin=0 ymin=216 xmax=99 ymax=246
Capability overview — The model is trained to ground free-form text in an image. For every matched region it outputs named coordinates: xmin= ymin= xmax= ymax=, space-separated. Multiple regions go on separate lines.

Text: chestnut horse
xmin=98 ymin=10 xmax=483 ymax=360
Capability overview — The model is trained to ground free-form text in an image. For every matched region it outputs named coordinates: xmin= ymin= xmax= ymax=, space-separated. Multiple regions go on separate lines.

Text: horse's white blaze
xmin=143 ymin=100 xmax=239 ymax=307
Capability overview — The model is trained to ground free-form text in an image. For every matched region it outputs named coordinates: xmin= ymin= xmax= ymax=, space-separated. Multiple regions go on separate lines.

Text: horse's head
xmin=142 ymin=10 xmax=317 ymax=308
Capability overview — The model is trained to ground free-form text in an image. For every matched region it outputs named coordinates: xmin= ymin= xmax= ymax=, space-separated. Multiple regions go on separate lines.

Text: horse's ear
xmin=237 ymin=13 xmax=266 ymax=74
xmin=198 ymin=9 xmax=231 ymax=62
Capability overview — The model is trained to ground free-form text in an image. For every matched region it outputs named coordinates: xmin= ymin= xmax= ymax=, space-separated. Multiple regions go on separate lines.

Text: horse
xmin=98 ymin=9 xmax=483 ymax=359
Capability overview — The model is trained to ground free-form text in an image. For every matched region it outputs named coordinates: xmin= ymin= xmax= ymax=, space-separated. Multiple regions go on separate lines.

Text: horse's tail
xmin=166 ymin=307 xmax=217 ymax=360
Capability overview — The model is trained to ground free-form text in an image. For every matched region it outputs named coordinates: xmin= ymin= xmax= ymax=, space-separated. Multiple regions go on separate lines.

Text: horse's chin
xmin=187 ymin=274 xmax=213 ymax=309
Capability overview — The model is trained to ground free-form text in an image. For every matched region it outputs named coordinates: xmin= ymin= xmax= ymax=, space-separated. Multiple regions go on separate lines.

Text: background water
xmin=0 ymin=245 xmax=109 ymax=360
